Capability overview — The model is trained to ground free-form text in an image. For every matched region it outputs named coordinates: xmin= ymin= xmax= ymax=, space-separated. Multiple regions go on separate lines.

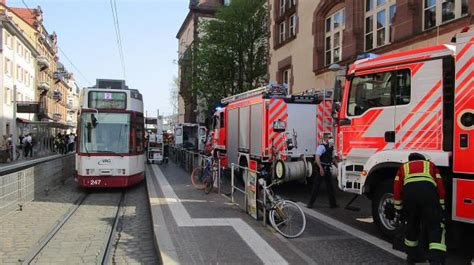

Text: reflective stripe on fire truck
xmin=267 ymin=98 xmax=287 ymax=153
xmin=404 ymin=239 xmax=419 ymax=247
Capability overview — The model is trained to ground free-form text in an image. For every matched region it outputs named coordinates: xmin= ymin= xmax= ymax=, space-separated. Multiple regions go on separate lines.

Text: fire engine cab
xmin=335 ymin=27 xmax=474 ymax=237
xmin=211 ymin=84 xmax=333 ymax=184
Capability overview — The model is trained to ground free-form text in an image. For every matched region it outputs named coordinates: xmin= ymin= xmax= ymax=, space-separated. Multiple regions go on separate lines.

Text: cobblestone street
xmin=0 ymin=178 xmax=82 ymax=264
xmin=110 ymin=182 xmax=159 ymax=264
xmin=0 ymin=178 xmax=158 ymax=264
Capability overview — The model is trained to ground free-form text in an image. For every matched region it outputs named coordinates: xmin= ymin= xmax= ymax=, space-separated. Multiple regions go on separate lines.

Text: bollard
xmin=262 ymin=182 xmax=267 ymax=227
xmin=244 ymin=166 xmax=247 ymax=213
xmin=217 ymin=158 xmax=221 ymax=194
xmin=231 ymin=163 xmax=235 ymax=204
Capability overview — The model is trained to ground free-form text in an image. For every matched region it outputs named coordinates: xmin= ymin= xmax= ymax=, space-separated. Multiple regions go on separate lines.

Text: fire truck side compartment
xmin=250 ymin=103 xmax=263 ymax=157
xmin=239 ymin=106 xmax=250 ymax=152
xmin=227 ymin=108 xmax=239 ymax=167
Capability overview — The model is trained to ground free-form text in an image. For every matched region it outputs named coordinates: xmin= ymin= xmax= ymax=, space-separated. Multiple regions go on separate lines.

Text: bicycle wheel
xmin=269 ymin=200 xmax=306 ymax=238
xmin=204 ymin=172 xmax=214 ymax=194
xmin=191 ymin=166 xmax=205 ymax=190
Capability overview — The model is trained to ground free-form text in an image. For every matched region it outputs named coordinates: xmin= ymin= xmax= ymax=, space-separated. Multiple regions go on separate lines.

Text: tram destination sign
xmin=88 ymin=91 xmax=126 ymax=109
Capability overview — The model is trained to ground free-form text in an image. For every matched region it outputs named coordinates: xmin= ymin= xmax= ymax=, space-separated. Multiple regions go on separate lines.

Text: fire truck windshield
xmin=80 ymin=112 xmax=130 ymax=154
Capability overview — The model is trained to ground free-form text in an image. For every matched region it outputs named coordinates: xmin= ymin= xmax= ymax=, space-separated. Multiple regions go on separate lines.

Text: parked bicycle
xmin=191 ymin=156 xmax=218 ymax=194
xmin=259 ymin=178 xmax=306 ymax=238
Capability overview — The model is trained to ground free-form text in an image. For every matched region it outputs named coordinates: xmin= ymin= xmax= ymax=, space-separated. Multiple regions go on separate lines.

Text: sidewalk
xmin=146 ymin=162 xmax=404 ymax=265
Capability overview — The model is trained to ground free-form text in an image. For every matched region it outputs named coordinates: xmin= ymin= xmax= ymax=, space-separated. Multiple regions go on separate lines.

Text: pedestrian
xmin=63 ymin=133 xmax=69 ymax=154
xmin=393 ymin=152 xmax=446 ymax=265
xmin=54 ymin=133 xmax=62 ymax=153
xmin=68 ymin=133 xmax=75 ymax=153
xmin=307 ymin=134 xmax=338 ymax=209
xmin=6 ymin=134 xmax=12 ymax=161
xmin=22 ymin=133 xmax=33 ymax=158
xmin=0 ymin=135 xmax=8 ymax=163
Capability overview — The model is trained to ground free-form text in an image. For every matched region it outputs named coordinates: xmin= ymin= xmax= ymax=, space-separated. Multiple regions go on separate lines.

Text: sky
xmin=7 ymin=0 xmax=189 ymax=117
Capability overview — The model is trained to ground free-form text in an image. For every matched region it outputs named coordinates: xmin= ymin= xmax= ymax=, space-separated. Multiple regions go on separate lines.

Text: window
xmin=280 ymin=0 xmax=286 ymax=16
xmin=289 ymin=15 xmax=297 ymax=37
xmin=282 ymin=68 xmax=291 ymax=88
xmin=288 ymin=0 xmax=295 ymax=9
xmin=325 ymin=8 xmax=345 ymax=65
xmin=365 ymin=0 xmax=396 ymax=50
xmin=17 ymin=66 xmax=21 ymax=82
xmin=279 ymin=21 xmax=286 ymax=43
xmin=424 ymin=0 xmax=469 ymax=30
xmin=347 ymin=69 xmax=411 ymax=116
xmin=4 ymin=59 xmax=11 ymax=76
xmin=5 ymin=87 xmax=12 ymax=105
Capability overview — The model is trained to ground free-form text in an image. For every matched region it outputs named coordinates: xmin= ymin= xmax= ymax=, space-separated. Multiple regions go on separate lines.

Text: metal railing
xmin=230 ymin=163 xmax=267 ymax=226
xmin=169 ymin=145 xmax=222 ymax=194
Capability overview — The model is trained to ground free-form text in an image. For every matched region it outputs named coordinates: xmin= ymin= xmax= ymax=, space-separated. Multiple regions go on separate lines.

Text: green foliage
xmin=193 ymin=0 xmax=268 ymax=117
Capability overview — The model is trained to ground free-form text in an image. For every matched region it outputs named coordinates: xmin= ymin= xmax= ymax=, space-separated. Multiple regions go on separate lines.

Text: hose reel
xmin=274 ymin=158 xmax=313 ymax=183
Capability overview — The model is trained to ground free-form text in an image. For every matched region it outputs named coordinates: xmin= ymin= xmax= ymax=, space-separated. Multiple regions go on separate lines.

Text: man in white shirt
xmin=68 ymin=133 xmax=75 ymax=153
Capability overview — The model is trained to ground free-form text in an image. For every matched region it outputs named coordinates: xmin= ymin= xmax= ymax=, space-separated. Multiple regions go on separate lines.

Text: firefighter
xmin=394 ymin=153 xmax=446 ymax=265
xmin=307 ymin=134 xmax=338 ymax=209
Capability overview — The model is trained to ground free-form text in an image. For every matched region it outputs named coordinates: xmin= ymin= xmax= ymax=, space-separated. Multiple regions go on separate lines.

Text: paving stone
xmin=109 ymin=182 xmax=159 ymax=264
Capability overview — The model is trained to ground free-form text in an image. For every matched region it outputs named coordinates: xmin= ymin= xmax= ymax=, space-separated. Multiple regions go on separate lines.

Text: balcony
xmin=37 ymin=81 xmax=50 ymax=92
xmin=53 ymin=90 xmax=63 ymax=102
xmin=53 ymin=113 xmax=62 ymax=122
xmin=37 ymin=56 xmax=50 ymax=71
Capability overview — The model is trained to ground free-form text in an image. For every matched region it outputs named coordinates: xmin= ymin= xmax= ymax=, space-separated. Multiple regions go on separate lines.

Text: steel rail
xmin=20 ymin=192 xmax=89 ymax=265
xmin=99 ymin=191 xmax=126 ymax=265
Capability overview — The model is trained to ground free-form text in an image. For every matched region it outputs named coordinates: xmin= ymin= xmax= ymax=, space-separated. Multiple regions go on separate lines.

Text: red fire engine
xmin=211 ymin=84 xmax=333 ymax=183
xmin=335 ymin=27 xmax=474 ymax=237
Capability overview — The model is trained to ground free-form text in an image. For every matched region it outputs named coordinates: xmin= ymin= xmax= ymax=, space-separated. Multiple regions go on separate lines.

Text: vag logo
xmin=98 ymin=159 xmax=112 ymax=165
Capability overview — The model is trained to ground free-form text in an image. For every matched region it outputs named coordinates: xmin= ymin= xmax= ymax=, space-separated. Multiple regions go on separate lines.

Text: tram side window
xmin=347 ymin=69 xmax=410 ymax=116
xmin=135 ymin=114 xmax=144 ymax=153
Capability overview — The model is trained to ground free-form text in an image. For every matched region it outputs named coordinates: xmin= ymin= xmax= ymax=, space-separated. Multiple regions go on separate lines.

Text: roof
xmin=9 ymin=7 xmax=36 ymax=27
xmin=176 ymin=3 xmax=221 ymax=39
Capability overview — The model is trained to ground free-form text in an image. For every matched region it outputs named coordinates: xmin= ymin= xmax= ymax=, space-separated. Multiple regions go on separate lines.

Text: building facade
xmin=66 ymin=76 xmax=80 ymax=131
xmin=0 ymin=3 xmax=70 ymax=125
xmin=176 ymin=0 xmax=229 ymax=124
xmin=0 ymin=13 xmax=38 ymax=136
xmin=268 ymin=0 xmax=474 ymax=94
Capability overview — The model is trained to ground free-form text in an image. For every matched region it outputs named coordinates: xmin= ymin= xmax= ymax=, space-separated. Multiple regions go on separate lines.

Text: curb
xmin=145 ymin=165 xmax=180 ymax=265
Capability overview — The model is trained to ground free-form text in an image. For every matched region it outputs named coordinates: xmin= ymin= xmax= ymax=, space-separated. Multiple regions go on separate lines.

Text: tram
xmin=75 ymin=79 xmax=145 ymax=188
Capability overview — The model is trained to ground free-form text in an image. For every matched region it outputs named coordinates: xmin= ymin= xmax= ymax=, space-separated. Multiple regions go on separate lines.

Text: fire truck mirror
xmin=332 ymin=102 xmax=341 ymax=119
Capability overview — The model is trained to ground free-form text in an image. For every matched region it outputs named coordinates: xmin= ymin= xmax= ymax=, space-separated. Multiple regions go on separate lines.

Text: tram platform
xmin=145 ymin=162 xmax=404 ymax=265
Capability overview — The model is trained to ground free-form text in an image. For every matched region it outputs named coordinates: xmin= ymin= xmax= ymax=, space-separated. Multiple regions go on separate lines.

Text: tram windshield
xmin=80 ymin=112 xmax=130 ymax=154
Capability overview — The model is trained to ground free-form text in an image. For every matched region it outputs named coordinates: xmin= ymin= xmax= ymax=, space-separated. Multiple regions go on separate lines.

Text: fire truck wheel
xmin=372 ymin=180 xmax=398 ymax=239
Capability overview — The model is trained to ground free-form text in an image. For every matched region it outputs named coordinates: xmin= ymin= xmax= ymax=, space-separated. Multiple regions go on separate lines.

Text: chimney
xmin=0 ymin=0 xmax=6 ymax=6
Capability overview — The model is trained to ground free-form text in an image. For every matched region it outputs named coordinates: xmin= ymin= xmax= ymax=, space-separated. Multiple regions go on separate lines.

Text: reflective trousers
xmin=403 ymin=182 xmax=446 ymax=264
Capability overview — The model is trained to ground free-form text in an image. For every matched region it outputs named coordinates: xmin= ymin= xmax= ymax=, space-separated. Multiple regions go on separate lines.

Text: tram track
xmin=20 ymin=190 xmax=126 ymax=265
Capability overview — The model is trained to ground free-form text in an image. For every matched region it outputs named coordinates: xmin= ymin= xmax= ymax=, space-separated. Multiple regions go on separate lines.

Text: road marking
xmin=297 ymin=202 xmax=406 ymax=260
xmin=150 ymin=165 xmax=288 ymax=265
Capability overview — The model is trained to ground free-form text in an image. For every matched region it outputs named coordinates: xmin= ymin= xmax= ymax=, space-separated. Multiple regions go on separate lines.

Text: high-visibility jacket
xmin=393 ymin=160 xmax=445 ymax=210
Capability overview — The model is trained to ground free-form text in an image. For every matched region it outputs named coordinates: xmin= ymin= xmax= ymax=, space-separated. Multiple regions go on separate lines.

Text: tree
xmin=169 ymin=75 xmax=179 ymax=116
xmin=193 ymin=0 xmax=268 ymax=118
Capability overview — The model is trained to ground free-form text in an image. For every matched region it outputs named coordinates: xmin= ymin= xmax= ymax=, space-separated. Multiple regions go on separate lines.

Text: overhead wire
xmin=109 ymin=0 xmax=127 ymax=80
